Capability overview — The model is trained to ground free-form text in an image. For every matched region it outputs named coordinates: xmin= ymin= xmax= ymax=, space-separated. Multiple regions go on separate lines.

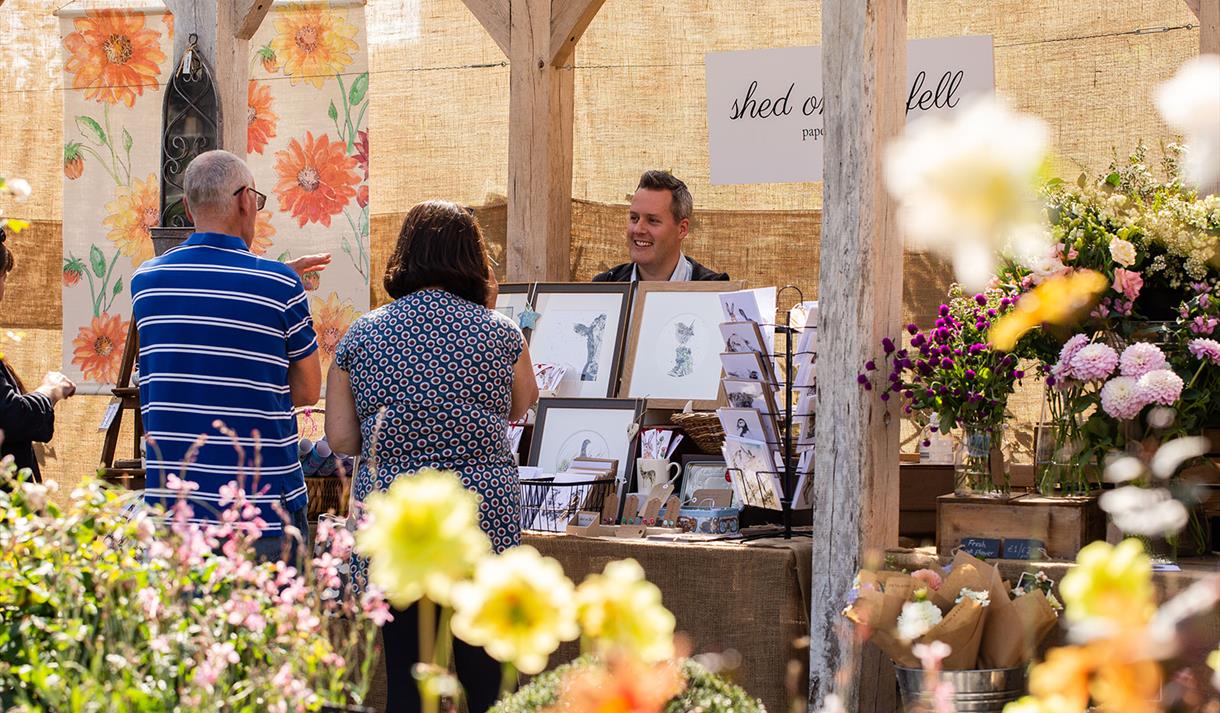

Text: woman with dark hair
xmin=325 ymin=201 xmax=536 ymax=713
xmin=0 ymin=228 xmax=76 ymax=483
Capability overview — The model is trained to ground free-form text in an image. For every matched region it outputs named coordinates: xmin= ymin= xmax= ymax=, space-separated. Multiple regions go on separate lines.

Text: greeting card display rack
xmin=724 ymin=286 xmax=815 ymax=541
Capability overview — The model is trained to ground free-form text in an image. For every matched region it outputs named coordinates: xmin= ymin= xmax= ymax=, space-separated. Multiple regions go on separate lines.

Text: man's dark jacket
xmin=591 ymin=257 xmax=729 ymax=282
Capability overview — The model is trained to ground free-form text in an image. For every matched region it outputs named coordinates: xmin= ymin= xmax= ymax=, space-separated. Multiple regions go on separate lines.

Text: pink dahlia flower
xmin=1188 ymin=338 xmax=1220 ymax=366
xmin=1138 ymin=369 xmax=1184 ymax=406
xmin=1069 ymin=343 xmax=1119 ymax=382
xmin=1118 ymin=342 xmax=1168 ymax=378
xmin=1112 ymin=269 xmax=1144 ymax=301
xmin=1100 ymin=376 xmax=1146 ymax=420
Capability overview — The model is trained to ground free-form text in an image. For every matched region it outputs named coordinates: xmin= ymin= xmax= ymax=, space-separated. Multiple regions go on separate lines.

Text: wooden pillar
xmin=462 ymin=0 xmax=606 ymax=281
xmin=1187 ymin=0 xmax=1220 ymax=55
xmin=811 ymin=1 xmax=907 ymax=711
xmin=164 ymin=0 xmax=273 ymax=155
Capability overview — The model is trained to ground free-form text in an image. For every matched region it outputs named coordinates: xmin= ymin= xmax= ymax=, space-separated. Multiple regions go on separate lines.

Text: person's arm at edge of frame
xmin=288 ymin=351 xmax=322 ymax=408
xmin=323 ymin=363 xmax=361 ymax=456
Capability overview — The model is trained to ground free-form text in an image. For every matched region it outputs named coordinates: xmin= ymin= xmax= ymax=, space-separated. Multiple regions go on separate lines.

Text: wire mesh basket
xmin=519 ymin=478 xmax=617 ymax=532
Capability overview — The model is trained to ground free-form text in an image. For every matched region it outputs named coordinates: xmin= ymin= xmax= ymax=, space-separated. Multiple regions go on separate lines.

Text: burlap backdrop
xmin=0 ymin=0 xmax=1201 ymax=488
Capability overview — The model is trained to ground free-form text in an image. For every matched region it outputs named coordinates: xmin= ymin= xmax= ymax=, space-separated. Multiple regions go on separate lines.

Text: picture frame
xmin=528 ymin=397 xmax=643 ymax=487
xmin=526 ymin=283 xmax=633 ymax=398
xmin=620 ymin=281 xmax=745 ymax=409
xmin=719 ymin=320 xmax=768 ymax=356
xmin=716 ymin=406 xmax=780 ymax=447
xmin=494 ymin=283 xmax=533 ymax=328
xmin=721 ymin=436 xmax=784 ymax=511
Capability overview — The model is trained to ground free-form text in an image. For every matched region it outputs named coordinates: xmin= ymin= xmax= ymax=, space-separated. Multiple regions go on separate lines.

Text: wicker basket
xmin=670 ymin=411 xmax=725 ymax=455
xmin=305 ymin=476 xmax=351 ymax=520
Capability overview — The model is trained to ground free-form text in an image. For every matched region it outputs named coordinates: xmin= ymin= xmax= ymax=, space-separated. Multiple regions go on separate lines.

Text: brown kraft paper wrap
xmin=919 ymin=598 xmax=988 ymax=670
xmin=930 ymin=550 xmax=992 ymax=613
xmin=986 ymin=590 xmax=1058 ymax=668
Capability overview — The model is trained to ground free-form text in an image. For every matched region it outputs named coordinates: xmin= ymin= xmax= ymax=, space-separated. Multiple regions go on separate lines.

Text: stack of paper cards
xmin=721 ymin=436 xmax=784 ymax=511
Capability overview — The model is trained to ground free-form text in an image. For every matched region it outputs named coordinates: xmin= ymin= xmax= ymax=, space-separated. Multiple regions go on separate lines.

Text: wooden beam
xmin=506 ymin=0 xmax=574 ymax=280
xmin=550 ymin=0 xmax=607 ymax=66
xmin=1186 ymin=0 xmax=1202 ymax=20
xmin=459 ymin=0 xmax=512 ymax=58
xmin=1200 ymin=0 xmax=1220 ymax=55
xmin=235 ymin=0 xmax=274 ymax=41
xmin=811 ymin=0 xmax=907 ymax=711
xmin=164 ymin=0 xmax=254 ymax=155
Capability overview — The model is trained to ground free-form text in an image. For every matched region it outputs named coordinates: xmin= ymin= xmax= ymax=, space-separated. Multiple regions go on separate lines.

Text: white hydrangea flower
xmin=896 ymin=599 xmax=943 ymax=641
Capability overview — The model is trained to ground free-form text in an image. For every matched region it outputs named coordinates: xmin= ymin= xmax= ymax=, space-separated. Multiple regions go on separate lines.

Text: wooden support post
xmin=1195 ymin=0 xmax=1220 ymax=55
xmin=461 ymin=0 xmax=606 ymax=280
xmin=811 ymin=1 xmax=907 ymax=711
xmin=164 ymin=0 xmax=272 ymax=155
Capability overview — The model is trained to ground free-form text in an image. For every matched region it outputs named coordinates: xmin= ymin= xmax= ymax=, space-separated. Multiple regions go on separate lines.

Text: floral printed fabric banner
xmin=61 ymin=2 xmax=370 ymax=393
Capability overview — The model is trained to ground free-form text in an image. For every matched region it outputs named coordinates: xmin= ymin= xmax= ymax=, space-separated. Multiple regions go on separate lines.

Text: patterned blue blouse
xmin=335 ymin=289 xmax=524 ymax=564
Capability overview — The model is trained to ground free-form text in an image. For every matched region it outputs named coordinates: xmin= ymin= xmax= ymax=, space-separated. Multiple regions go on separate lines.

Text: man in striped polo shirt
xmin=132 ymin=150 xmax=327 ymax=560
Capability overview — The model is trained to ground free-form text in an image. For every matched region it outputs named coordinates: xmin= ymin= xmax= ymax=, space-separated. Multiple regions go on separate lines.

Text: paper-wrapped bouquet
xmin=843 ymin=551 xmax=1061 ymax=670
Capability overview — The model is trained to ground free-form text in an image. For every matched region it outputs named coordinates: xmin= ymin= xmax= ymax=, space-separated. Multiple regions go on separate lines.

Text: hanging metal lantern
xmin=158 ymin=33 xmax=219 ymax=232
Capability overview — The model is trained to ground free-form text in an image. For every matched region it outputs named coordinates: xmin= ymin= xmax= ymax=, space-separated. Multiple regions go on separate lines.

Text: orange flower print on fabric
xmin=273 ymin=132 xmax=359 ymax=228
xmin=104 ymin=174 xmax=160 ymax=267
xmin=269 ymin=5 xmax=358 ymax=89
xmin=64 ymin=10 xmax=166 ymax=107
xmin=252 ymin=211 xmax=277 ymax=256
xmin=72 ymin=312 xmax=128 ymax=384
xmin=311 ymin=292 xmax=358 ymax=374
xmin=248 ymin=81 xmax=278 ymax=155
xmin=162 ymin=12 xmax=174 ymax=40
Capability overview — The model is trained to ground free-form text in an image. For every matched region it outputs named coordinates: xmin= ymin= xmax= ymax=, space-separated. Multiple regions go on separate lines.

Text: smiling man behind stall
xmin=593 ymin=170 xmax=729 ymax=282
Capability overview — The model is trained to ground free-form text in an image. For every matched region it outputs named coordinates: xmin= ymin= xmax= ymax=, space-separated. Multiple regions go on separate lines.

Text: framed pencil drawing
xmin=527 ymin=283 xmax=633 ymax=398
xmin=528 ymin=398 xmax=643 ymax=486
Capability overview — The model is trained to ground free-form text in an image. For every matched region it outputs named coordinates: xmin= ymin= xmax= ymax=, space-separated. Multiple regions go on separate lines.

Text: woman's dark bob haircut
xmin=383 ymin=200 xmax=491 ymax=305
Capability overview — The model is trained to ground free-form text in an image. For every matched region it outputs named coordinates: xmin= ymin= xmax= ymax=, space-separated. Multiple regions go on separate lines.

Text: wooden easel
xmin=98 ymin=320 xmax=144 ymax=490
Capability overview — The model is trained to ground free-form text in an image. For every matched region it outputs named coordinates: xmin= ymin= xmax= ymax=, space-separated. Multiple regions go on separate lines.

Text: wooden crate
xmin=899 ymin=464 xmax=955 ymax=538
xmin=936 ymin=492 xmax=1106 ymax=561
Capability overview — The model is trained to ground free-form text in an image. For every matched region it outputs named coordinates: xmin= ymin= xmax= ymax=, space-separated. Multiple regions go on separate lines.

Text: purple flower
xmin=880 ymin=392 xmax=891 ymax=401
xmin=1000 ymin=297 xmax=1011 ymax=308
xmin=907 ymin=323 xmax=919 ymax=335
xmin=889 ymin=373 xmax=900 ymax=382
xmin=891 ymin=382 xmax=903 ymax=392
xmin=938 ymin=386 xmax=949 ymax=395
xmin=940 ymin=346 xmax=952 ymax=357
xmin=954 ymin=348 xmax=963 ymax=356
xmin=896 ymin=349 xmax=908 ymax=359
xmin=939 ymin=305 xmax=950 ymax=317
xmin=901 ymin=358 xmax=914 ymax=369
xmin=1201 ymin=294 xmax=1212 ymax=310
xmin=1192 ymin=281 xmax=1211 ymax=294
xmin=1191 ymin=316 xmax=1218 ymax=335
xmin=975 ymin=294 xmax=987 ymax=306
xmin=882 ymin=338 xmax=896 ymax=354
xmin=919 ymin=345 xmax=932 ymax=357
xmin=929 ymin=425 xmax=939 ymax=433
xmin=863 ymin=382 xmax=873 ymax=391
xmin=987 ymin=309 xmax=997 ymax=318
xmin=941 ymin=358 xmax=955 ymax=369
xmin=1046 ymin=375 xmax=1058 ymax=387
xmin=857 ymin=374 xmax=869 ymax=385
xmin=925 ymin=388 xmax=936 ymax=397
xmin=1014 ymin=370 xmax=1025 ymax=379
xmin=969 ymin=343 xmax=984 ymax=354
xmin=935 ymin=318 xmax=946 ymax=328
xmin=1188 ymin=338 xmax=1220 ymax=365
xmin=904 ymin=390 xmax=914 ymax=398
xmin=865 ymin=360 xmax=876 ymax=371
xmin=912 ymin=334 xmax=926 ymax=348
xmin=964 ymin=369 xmax=976 ymax=379
xmin=921 ymin=439 xmax=931 ymax=447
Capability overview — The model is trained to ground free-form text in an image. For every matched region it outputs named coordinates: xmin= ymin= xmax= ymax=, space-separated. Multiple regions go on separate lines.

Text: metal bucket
xmin=895 ymin=666 xmax=1026 ymax=712
xmin=150 ymin=226 xmax=193 ymax=257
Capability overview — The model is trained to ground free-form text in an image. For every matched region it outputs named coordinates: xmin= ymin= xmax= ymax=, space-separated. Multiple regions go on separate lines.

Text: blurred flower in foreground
xmin=988 ymin=270 xmax=1109 ymax=351
xmin=355 ymin=469 xmax=491 ymax=607
xmin=1209 ymin=646 xmax=1220 ymax=690
xmin=541 ymin=652 xmax=685 ymax=713
xmin=450 ymin=545 xmax=579 ymax=674
xmin=576 ymin=558 xmax=676 ymax=662
xmin=1155 ymin=55 xmax=1220 ymax=190
xmin=1059 ymin=539 xmax=1154 ymax=631
xmin=884 ymin=98 xmax=1051 ymax=291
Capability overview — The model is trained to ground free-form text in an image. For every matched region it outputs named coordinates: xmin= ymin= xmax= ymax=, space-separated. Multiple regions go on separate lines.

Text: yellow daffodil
xmin=989 ymin=270 xmax=1109 ymax=351
xmin=355 ymin=469 xmax=490 ymax=607
xmin=1208 ymin=646 xmax=1220 ymax=689
xmin=575 ymin=559 xmax=676 ymax=662
xmin=449 ymin=546 xmax=579 ymax=674
xmin=1059 ymin=539 xmax=1154 ymax=628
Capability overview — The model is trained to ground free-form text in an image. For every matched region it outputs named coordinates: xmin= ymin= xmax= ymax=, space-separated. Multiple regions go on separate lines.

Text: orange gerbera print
xmin=64 ymin=10 xmax=166 ymax=107
xmin=269 ymin=5 xmax=358 ymax=89
xmin=72 ymin=312 xmax=128 ymax=384
xmin=248 ymin=81 xmax=278 ymax=155
xmin=252 ymin=210 xmax=276 ymax=255
xmin=311 ymin=292 xmax=358 ymax=374
xmin=162 ymin=12 xmax=174 ymax=40
xmin=274 ymin=132 xmax=359 ymax=227
xmin=104 ymin=174 xmax=160 ymax=266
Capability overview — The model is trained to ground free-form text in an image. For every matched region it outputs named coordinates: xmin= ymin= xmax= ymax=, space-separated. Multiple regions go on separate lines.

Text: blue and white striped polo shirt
xmin=132 ymin=232 xmax=318 ymax=532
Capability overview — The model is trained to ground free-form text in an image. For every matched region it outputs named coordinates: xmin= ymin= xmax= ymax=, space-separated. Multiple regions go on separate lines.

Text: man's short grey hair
xmin=184 ymin=150 xmax=252 ymax=214
xmin=636 ymin=170 xmax=693 ymax=224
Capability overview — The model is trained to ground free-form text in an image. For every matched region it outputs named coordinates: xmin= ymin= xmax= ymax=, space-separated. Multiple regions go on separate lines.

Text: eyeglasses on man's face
xmin=234 ymin=185 xmax=267 ymax=211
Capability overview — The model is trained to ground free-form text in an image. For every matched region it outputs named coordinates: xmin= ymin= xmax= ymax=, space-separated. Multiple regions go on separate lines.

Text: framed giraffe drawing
xmin=525 ymin=283 xmax=633 ymax=398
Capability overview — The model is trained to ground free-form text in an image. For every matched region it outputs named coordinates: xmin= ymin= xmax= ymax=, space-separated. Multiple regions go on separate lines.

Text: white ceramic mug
xmin=636 ymin=459 xmax=681 ymax=496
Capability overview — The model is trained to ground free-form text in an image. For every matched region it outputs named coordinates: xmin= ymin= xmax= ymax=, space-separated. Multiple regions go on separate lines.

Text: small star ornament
xmin=517 ymin=304 xmax=540 ymax=330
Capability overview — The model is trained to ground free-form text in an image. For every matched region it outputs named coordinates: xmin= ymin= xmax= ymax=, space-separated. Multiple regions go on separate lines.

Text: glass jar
xmin=954 ymin=422 xmax=1008 ymax=497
